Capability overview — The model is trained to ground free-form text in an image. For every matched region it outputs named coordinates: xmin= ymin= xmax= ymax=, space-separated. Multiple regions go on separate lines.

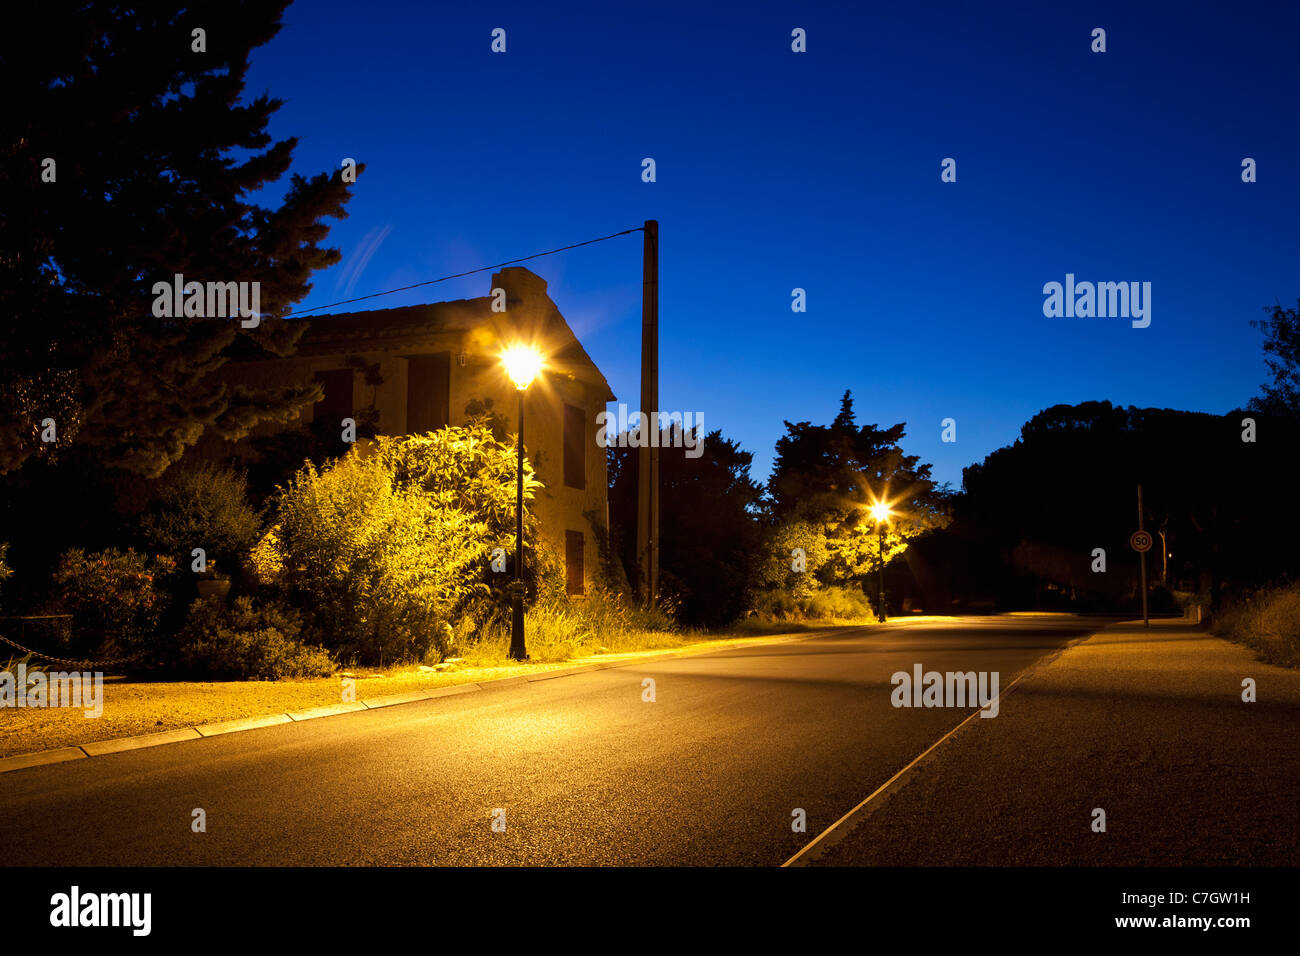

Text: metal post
xmin=509 ymin=389 xmax=527 ymax=659
xmin=878 ymin=524 xmax=887 ymax=622
xmin=1138 ymin=484 xmax=1149 ymax=629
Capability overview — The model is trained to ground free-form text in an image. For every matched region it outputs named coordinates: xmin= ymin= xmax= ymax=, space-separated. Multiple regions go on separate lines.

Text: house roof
xmin=268 ymin=268 xmax=616 ymax=402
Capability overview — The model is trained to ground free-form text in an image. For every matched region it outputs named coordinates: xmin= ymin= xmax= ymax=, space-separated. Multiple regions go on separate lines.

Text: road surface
xmin=0 ymin=615 xmax=1112 ymax=865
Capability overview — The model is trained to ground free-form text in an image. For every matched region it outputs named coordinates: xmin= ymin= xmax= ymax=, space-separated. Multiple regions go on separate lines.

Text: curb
xmin=0 ymin=628 xmax=838 ymax=777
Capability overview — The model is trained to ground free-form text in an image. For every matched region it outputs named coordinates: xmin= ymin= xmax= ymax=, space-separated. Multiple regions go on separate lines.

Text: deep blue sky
xmin=246 ymin=1 xmax=1300 ymax=489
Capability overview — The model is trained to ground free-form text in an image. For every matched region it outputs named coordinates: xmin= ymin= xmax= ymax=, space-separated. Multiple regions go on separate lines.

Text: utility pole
xmin=1138 ymin=484 xmax=1149 ymax=629
xmin=636 ymin=220 xmax=660 ymax=606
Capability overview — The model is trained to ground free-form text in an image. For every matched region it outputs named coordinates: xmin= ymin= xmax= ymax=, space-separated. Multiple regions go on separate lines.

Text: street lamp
xmin=502 ymin=344 xmax=543 ymax=660
xmin=870 ymin=500 xmax=891 ymax=622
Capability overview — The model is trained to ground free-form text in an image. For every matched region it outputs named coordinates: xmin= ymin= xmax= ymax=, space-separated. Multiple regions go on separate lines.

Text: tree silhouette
xmin=766 ymin=390 xmax=947 ymax=593
xmin=0 ymin=0 xmax=361 ymax=476
xmin=1248 ymin=300 xmax=1300 ymax=417
xmin=608 ymin=427 xmax=764 ymax=627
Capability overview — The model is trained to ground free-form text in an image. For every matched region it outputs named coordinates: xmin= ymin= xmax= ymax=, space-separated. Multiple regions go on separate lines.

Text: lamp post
xmin=870 ymin=501 xmax=891 ymax=622
xmin=502 ymin=344 xmax=543 ymax=660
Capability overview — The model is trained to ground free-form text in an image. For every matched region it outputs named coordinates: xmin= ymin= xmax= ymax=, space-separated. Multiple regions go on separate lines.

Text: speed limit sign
xmin=1130 ymin=530 xmax=1153 ymax=553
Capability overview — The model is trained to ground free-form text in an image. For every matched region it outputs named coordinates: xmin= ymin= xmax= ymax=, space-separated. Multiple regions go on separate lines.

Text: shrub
xmin=803 ymin=584 xmax=876 ymax=620
xmin=750 ymin=583 xmax=877 ymax=623
xmin=52 ymin=547 xmax=175 ymax=657
xmin=138 ymin=462 xmax=262 ymax=577
xmin=176 ymin=596 xmax=335 ymax=679
xmin=270 ymin=428 xmax=539 ymax=664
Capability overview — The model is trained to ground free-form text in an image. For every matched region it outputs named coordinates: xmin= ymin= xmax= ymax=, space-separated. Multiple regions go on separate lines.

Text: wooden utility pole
xmin=636 ymin=220 xmax=660 ymax=606
xmin=1138 ymin=484 xmax=1149 ymax=628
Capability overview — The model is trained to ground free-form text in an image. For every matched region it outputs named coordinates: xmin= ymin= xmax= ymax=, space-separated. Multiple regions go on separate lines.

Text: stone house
xmin=215 ymin=267 xmax=615 ymax=596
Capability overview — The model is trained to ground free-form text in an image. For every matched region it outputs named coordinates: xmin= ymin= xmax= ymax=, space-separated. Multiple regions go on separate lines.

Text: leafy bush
xmin=1213 ymin=583 xmax=1300 ymax=667
xmin=753 ymin=520 xmax=831 ymax=601
xmin=804 ymin=584 xmax=876 ymax=620
xmin=52 ymin=547 xmax=176 ymax=656
xmin=269 ymin=427 xmax=542 ymax=664
xmin=138 ymin=462 xmax=262 ymax=576
xmin=750 ymin=583 xmax=877 ymax=623
xmin=176 ymin=596 xmax=335 ymax=679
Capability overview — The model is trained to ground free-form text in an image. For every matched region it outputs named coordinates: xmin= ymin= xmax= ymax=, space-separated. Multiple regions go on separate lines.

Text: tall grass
xmin=463 ymin=588 xmax=681 ymax=664
xmin=2 ymin=650 xmax=32 ymax=670
xmin=1213 ymin=583 xmax=1300 ymax=667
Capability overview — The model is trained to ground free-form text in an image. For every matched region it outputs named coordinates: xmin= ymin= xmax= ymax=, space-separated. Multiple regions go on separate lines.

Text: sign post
xmin=1132 ymin=485 xmax=1151 ymax=628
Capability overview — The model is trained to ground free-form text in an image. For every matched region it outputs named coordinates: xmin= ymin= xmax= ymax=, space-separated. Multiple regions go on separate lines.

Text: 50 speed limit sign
xmin=1130 ymin=530 xmax=1153 ymax=553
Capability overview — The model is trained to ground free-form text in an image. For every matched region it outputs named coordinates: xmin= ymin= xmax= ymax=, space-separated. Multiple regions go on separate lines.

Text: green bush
xmin=176 ymin=596 xmax=335 ymax=679
xmin=269 ymin=427 xmax=542 ymax=664
xmin=139 ymin=462 xmax=262 ymax=576
xmin=752 ymin=520 xmax=829 ymax=601
xmin=750 ymin=583 xmax=877 ymax=623
xmin=52 ymin=547 xmax=176 ymax=656
xmin=804 ymin=584 xmax=876 ymax=620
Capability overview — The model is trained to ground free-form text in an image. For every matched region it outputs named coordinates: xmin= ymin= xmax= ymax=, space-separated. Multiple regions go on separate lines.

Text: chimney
xmin=491 ymin=267 xmax=549 ymax=312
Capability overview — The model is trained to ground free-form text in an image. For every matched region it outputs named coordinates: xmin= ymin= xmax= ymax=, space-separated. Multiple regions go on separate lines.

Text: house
xmin=214 ymin=267 xmax=615 ymax=596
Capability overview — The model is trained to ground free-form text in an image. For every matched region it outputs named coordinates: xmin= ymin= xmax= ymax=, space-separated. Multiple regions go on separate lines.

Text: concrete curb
xmin=0 ymin=628 xmax=837 ymax=777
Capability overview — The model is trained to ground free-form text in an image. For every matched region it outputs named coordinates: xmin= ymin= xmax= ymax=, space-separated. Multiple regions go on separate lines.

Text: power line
xmin=282 ymin=227 xmax=643 ymax=318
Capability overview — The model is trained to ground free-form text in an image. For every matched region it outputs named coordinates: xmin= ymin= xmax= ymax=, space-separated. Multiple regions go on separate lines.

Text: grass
xmin=1212 ymin=583 xmax=1300 ymax=667
xmin=461 ymin=589 xmax=685 ymax=664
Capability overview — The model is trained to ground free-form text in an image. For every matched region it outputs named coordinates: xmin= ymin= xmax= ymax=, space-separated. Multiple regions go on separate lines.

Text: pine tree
xmin=1 ymin=1 xmax=362 ymax=475
xmin=1248 ymin=300 xmax=1300 ymax=417
xmin=767 ymin=391 xmax=949 ymax=586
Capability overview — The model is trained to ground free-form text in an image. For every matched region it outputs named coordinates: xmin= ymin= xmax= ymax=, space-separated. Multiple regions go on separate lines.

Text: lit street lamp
xmin=870 ymin=500 xmax=891 ymax=622
xmin=502 ymin=344 xmax=543 ymax=660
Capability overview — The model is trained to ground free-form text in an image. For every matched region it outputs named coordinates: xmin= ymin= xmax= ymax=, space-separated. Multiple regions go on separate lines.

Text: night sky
xmin=245 ymin=1 xmax=1300 ymax=487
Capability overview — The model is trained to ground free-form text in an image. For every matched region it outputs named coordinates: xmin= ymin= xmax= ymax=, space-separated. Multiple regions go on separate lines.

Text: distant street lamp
xmin=502 ymin=344 xmax=543 ymax=660
xmin=870 ymin=500 xmax=891 ymax=622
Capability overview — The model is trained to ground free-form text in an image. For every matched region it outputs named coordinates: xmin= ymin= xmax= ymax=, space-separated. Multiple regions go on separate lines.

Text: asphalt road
xmin=808 ymin=618 xmax=1300 ymax=866
xmin=0 ymin=615 xmax=1105 ymax=866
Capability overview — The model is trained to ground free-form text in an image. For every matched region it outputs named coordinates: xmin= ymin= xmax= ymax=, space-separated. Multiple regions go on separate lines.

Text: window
xmin=563 ymin=403 xmax=585 ymax=489
xmin=565 ymin=530 xmax=585 ymax=596
xmin=406 ymin=352 xmax=450 ymax=434
xmin=313 ymin=369 xmax=353 ymax=426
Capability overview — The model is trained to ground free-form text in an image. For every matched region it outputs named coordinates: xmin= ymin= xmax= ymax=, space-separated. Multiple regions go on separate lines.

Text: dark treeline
xmin=608 ymin=395 xmax=1299 ymax=625
xmin=899 ymin=402 xmax=1300 ymax=614
xmin=607 ymin=301 xmax=1300 ymax=625
xmin=608 ymin=392 xmax=948 ymax=627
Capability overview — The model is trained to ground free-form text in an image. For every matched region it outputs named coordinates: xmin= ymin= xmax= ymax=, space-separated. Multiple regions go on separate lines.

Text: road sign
xmin=1130 ymin=530 xmax=1153 ymax=553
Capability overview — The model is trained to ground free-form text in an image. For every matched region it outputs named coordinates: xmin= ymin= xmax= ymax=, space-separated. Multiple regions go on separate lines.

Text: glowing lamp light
xmin=870 ymin=501 xmax=891 ymax=523
xmin=501 ymin=344 xmax=543 ymax=390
